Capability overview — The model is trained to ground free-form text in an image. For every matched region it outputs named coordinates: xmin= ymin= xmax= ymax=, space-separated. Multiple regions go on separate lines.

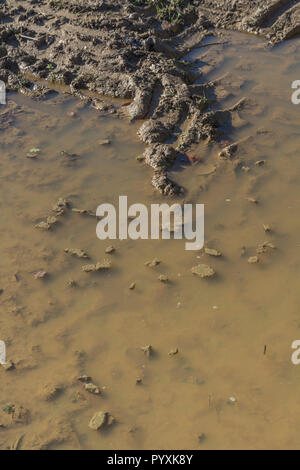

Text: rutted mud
xmin=2 ymin=0 xmax=300 ymax=195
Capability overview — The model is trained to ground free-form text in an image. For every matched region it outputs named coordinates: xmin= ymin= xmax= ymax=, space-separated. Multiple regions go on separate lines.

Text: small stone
xmin=141 ymin=345 xmax=152 ymax=357
xmin=98 ymin=139 xmax=111 ymax=146
xmin=247 ymin=197 xmax=259 ymax=204
xmin=263 ymin=224 xmax=272 ymax=233
xmin=89 ymin=411 xmax=108 ymax=431
xmin=255 ymin=160 xmax=266 ymax=166
xmin=191 ymin=264 xmax=215 ymax=279
xmin=240 ymin=246 xmax=247 ymax=257
xmin=105 ymin=246 xmax=115 ymax=254
xmin=129 ymin=283 xmax=136 ymax=290
xmin=248 ymin=256 xmax=259 ymax=264
xmin=136 ymin=377 xmax=142 ymax=385
xmin=67 ymin=279 xmax=77 ymax=288
xmin=198 ymin=433 xmax=206 ymax=443
xmin=241 ymin=166 xmax=250 ymax=172
xmin=228 ymin=396 xmax=237 ymax=405
xmin=168 ymin=348 xmax=179 ymax=356
xmin=158 ymin=274 xmax=168 ymax=283
xmin=85 ymin=383 xmax=101 ymax=395
xmin=145 ymin=258 xmax=160 ymax=268
xmin=77 ymin=375 xmax=92 ymax=383
xmin=33 ymin=270 xmax=48 ymax=280
xmin=26 ymin=148 xmax=40 ymax=159
xmin=204 ymin=248 xmax=222 ymax=257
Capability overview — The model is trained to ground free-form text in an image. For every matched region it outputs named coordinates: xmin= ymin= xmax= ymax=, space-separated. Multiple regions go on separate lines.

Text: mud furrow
xmin=260 ymin=0 xmax=300 ymax=27
xmin=245 ymin=0 xmax=296 ymax=28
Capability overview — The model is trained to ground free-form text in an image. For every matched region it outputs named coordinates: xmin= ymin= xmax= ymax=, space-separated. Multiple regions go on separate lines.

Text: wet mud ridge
xmin=1 ymin=0 xmax=300 ymax=195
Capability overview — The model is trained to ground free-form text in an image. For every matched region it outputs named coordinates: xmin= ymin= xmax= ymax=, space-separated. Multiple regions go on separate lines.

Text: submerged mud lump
xmin=35 ymin=216 xmax=58 ymax=231
xmin=64 ymin=248 xmax=89 ymax=259
xmin=52 ymin=198 xmax=69 ymax=216
xmin=152 ymin=171 xmax=183 ymax=196
xmin=141 ymin=345 xmax=153 ymax=358
xmin=39 ymin=384 xmax=63 ymax=402
xmin=82 ymin=260 xmax=112 ymax=272
xmin=145 ymin=258 xmax=161 ymax=268
xmin=85 ymin=383 xmax=101 ymax=395
xmin=191 ymin=264 xmax=215 ymax=279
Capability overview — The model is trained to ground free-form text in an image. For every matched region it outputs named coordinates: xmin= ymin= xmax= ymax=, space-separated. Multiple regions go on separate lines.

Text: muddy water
xmin=1 ymin=33 xmax=300 ymax=450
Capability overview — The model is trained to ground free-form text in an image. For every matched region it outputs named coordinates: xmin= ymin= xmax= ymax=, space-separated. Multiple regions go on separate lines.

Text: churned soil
xmin=1 ymin=0 xmax=300 ymax=193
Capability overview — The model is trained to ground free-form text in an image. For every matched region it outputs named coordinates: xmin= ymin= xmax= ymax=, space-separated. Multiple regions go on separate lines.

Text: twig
xmin=19 ymin=34 xmax=38 ymax=41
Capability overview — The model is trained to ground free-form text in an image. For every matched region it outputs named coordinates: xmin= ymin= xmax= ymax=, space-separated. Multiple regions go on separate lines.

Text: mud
xmin=2 ymin=0 xmax=300 ymax=195
xmin=1 ymin=0 xmax=300 ymax=453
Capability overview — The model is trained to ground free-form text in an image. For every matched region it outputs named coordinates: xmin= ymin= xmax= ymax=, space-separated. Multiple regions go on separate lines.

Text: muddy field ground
xmin=1 ymin=0 xmax=300 ymax=451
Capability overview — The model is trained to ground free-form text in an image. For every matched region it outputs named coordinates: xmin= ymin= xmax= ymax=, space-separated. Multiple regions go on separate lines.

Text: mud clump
xmin=33 ymin=270 xmax=48 ymax=280
xmin=158 ymin=274 xmax=169 ymax=283
xmin=89 ymin=411 xmax=114 ymax=431
xmin=204 ymin=248 xmax=222 ymax=257
xmin=82 ymin=260 xmax=112 ymax=272
xmin=35 ymin=217 xmax=58 ymax=231
xmin=143 ymin=144 xmax=177 ymax=170
xmin=64 ymin=248 xmax=89 ymax=259
xmin=145 ymin=258 xmax=161 ymax=268
xmin=77 ymin=375 xmax=92 ymax=383
xmin=141 ymin=345 xmax=153 ymax=358
xmin=256 ymin=241 xmax=276 ymax=254
xmin=138 ymin=120 xmax=172 ymax=144
xmin=39 ymin=384 xmax=63 ymax=402
xmin=152 ymin=171 xmax=183 ymax=196
xmin=191 ymin=264 xmax=215 ymax=279
xmin=72 ymin=208 xmax=96 ymax=217
xmin=3 ymin=405 xmax=31 ymax=425
xmin=60 ymin=150 xmax=81 ymax=166
xmin=52 ymin=198 xmax=69 ymax=216
xmin=84 ymin=383 xmax=101 ymax=396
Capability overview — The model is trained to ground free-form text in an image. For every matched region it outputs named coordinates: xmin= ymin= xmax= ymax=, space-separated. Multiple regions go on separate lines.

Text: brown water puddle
xmin=1 ymin=32 xmax=300 ymax=450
